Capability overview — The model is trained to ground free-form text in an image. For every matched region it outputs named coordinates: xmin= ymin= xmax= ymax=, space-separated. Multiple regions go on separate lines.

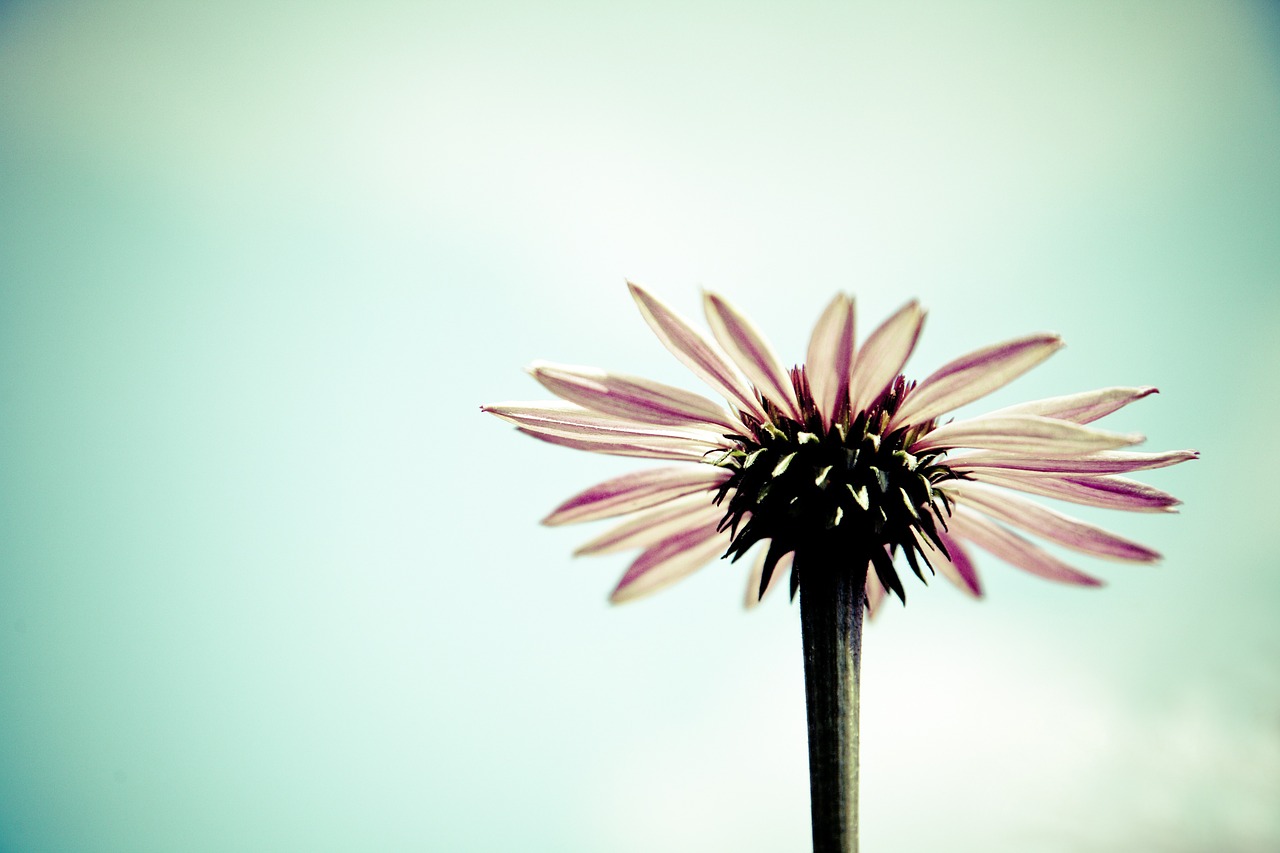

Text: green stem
xmin=799 ymin=555 xmax=865 ymax=853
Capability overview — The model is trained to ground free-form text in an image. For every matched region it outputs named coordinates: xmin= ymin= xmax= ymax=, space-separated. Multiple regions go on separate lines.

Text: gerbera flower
xmin=483 ymin=283 xmax=1196 ymax=611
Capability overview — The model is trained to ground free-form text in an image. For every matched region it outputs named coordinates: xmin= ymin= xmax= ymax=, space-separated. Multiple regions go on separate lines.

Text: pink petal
xmin=864 ymin=566 xmax=886 ymax=617
xmin=848 ymin=300 xmax=925 ymax=415
xmin=483 ymin=402 xmax=727 ymax=444
xmin=947 ymin=506 xmax=1103 ymax=586
xmin=515 ymin=428 xmax=715 ymax=461
xmin=628 ymin=282 xmax=768 ymax=422
xmin=610 ymin=524 xmax=728 ymax=604
xmin=573 ymin=494 xmax=724 ymax=556
xmin=529 ymin=361 xmax=745 ymax=432
xmin=890 ymin=333 xmax=1063 ymax=430
xmin=702 ymin=290 xmax=802 ymax=421
xmin=912 ymin=414 xmax=1143 ymax=455
xmin=916 ymin=529 xmax=982 ymax=597
xmin=744 ymin=547 xmax=793 ymax=609
xmin=543 ymin=466 xmax=732 ymax=526
xmin=966 ymin=469 xmax=1181 ymax=513
xmin=943 ymin=481 xmax=1159 ymax=562
xmin=949 ymin=449 xmax=1199 ymax=476
xmin=805 ymin=293 xmax=856 ymax=430
xmin=989 ymin=386 xmax=1158 ymax=424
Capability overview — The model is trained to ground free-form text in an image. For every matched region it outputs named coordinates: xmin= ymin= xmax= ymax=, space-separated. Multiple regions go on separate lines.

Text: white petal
xmin=573 ymin=494 xmax=724 ymax=556
xmin=966 ymin=469 xmax=1181 ymax=513
xmin=485 ymin=402 xmax=730 ymax=463
xmin=529 ymin=361 xmax=745 ymax=432
xmin=483 ymin=402 xmax=729 ymax=445
xmin=610 ymin=524 xmax=729 ymax=603
xmin=543 ymin=466 xmax=732 ymax=526
xmin=987 ymin=386 xmax=1158 ymax=424
xmin=949 ymin=449 xmax=1199 ymax=476
xmin=947 ymin=506 xmax=1103 ymax=586
xmin=890 ymin=333 xmax=1063 ymax=430
xmin=628 ymin=282 xmax=768 ymax=422
xmin=942 ymin=481 xmax=1159 ymax=562
xmin=514 ymin=428 xmax=715 ymax=461
xmin=805 ymin=294 xmax=856 ymax=430
xmin=703 ymin=290 xmax=802 ymax=421
xmin=912 ymin=414 xmax=1143 ymax=455
xmin=848 ymin=301 xmax=925 ymax=415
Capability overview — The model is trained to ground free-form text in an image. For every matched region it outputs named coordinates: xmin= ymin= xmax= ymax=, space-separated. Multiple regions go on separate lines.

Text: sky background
xmin=1 ymin=1 xmax=1277 ymax=851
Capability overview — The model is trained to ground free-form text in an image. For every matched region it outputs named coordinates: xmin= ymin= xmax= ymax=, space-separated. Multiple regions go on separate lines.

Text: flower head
xmin=483 ymin=284 xmax=1196 ymax=611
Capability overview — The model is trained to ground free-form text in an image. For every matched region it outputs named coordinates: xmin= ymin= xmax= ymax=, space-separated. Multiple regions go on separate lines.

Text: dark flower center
xmin=713 ymin=370 xmax=957 ymax=602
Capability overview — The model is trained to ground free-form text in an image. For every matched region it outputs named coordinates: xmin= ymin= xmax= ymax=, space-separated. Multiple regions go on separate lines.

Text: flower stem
xmin=799 ymin=554 xmax=865 ymax=853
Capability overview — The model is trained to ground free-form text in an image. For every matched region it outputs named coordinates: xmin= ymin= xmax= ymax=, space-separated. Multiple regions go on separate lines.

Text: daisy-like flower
xmin=483 ymin=283 xmax=1196 ymax=612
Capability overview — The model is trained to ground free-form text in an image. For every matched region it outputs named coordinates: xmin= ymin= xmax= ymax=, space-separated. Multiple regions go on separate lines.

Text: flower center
xmin=713 ymin=371 xmax=957 ymax=601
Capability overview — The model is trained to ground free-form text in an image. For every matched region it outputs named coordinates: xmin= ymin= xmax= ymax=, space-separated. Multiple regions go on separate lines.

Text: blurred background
xmin=1 ymin=1 xmax=1277 ymax=850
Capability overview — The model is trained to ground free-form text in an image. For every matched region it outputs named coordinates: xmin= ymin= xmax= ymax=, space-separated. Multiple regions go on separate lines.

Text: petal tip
xmin=1034 ymin=332 xmax=1065 ymax=351
xmin=609 ymin=582 xmax=644 ymax=605
xmin=525 ymin=360 xmax=552 ymax=375
xmin=827 ymin=292 xmax=852 ymax=310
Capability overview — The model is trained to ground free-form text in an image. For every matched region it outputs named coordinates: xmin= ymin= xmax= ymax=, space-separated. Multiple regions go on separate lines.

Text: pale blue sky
xmin=1 ymin=2 xmax=1277 ymax=851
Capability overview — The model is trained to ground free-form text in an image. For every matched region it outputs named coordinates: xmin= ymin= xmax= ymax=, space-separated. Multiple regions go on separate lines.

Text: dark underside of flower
xmin=714 ymin=368 xmax=960 ymax=603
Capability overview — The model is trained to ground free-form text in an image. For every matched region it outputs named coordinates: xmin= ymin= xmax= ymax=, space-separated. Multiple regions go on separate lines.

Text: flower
xmin=483 ymin=283 xmax=1196 ymax=610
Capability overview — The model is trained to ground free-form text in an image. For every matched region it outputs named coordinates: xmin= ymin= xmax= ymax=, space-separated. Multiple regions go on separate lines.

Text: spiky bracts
xmin=713 ymin=372 xmax=958 ymax=602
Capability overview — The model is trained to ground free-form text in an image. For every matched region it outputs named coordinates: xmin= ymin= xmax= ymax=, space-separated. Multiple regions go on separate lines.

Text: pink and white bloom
xmin=483 ymin=284 xmax=1196 ymax=610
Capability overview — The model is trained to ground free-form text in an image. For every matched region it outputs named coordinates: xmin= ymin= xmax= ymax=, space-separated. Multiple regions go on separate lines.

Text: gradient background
xmin=1 ymin=2 xmax=1277 ymax=851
